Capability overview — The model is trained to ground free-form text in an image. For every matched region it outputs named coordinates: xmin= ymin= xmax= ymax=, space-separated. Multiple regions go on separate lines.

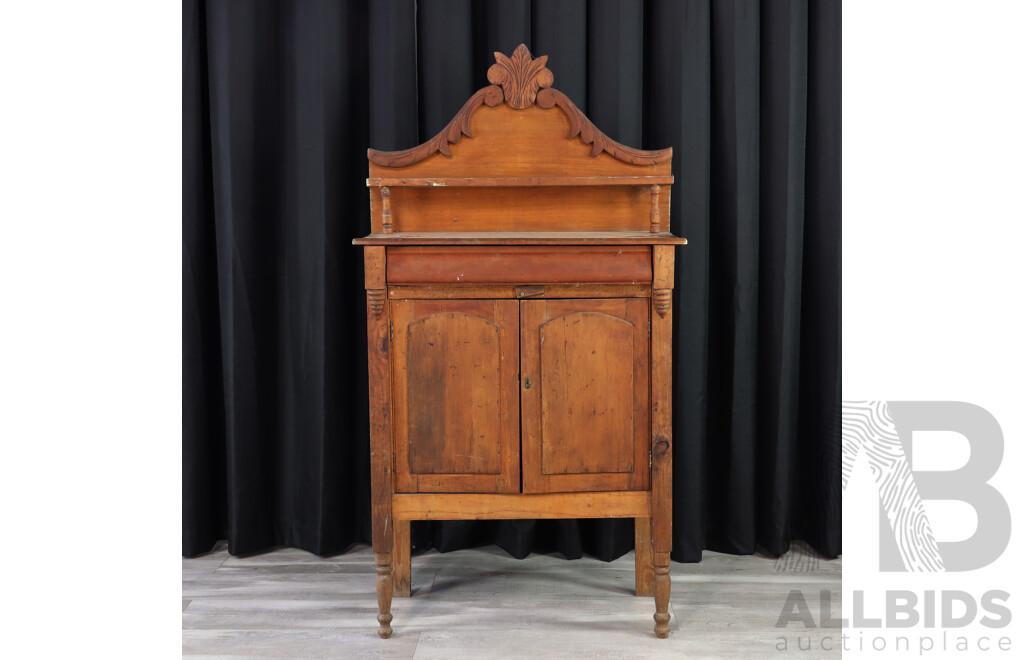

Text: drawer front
xmin=386 ymin=246 xmax=652 ymax=285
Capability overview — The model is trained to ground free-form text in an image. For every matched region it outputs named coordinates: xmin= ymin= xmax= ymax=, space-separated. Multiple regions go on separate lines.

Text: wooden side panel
xmin=391 ymin=300 xmax=520 ymax=493
xmin=521 ymin=299 xmax=650 ymax=493
xmin=387 ymin=246 xmax=652 ymax=285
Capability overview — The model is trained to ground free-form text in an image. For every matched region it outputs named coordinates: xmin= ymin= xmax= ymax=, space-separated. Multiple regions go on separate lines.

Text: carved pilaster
xmin=653 ymin=289 xmax=671 ymax=319
xmin=368 ymin=290 xmax=386 ymax=319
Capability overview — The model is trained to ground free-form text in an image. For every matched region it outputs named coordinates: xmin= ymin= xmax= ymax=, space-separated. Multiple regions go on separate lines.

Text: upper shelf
xmin=352 ymin=231 xmax=687 ymax=246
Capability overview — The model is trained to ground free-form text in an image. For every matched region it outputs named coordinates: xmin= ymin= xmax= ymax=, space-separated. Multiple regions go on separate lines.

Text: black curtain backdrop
xmin=184 ymin=0 xmax=841 ymax=563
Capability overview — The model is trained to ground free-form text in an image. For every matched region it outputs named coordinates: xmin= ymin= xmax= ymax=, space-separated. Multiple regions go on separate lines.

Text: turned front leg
xmin=364 ymin=247 xmax=396 ymax=638
xmin=653 ymin=551 xmax=671 ymax=638
xmin=375 ymin=552 xmax=394 ymax=638
xmin=650 ymin=246 xmax=674 ymax=638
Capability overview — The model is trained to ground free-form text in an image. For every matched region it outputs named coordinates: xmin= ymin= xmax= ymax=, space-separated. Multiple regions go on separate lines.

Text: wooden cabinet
xmin=354 ymin=45 xmax=685 ymax=639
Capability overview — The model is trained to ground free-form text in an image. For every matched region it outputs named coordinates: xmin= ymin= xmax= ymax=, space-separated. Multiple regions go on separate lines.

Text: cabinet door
xmin=520 ymin=299 xmax=650 ymax=493
xmin=391 ymin=300 xmax=520 ymax=493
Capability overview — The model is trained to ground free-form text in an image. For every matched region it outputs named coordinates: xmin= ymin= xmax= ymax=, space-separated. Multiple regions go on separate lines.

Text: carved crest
xmin=487 ymin=44 xmax=554 ymax=109
xmin=367 ymin=44 xmax=671 ymax=167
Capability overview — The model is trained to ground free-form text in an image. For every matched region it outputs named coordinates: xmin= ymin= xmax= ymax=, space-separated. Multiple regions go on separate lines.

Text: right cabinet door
xmin=520 ymin=299 xmax=651 ymax=493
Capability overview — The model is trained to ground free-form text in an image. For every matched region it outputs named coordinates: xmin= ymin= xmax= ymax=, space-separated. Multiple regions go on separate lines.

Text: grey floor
xmin=183 ymin=541 xmax=841 ymax=659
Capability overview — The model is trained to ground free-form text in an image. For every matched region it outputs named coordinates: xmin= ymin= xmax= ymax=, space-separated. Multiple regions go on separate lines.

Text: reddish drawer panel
xmin=386 ymin=246 xmax=652 ymax=285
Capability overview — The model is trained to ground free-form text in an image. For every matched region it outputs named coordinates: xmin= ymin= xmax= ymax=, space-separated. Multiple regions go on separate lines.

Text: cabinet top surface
xmin=353 ymin=231 xmax=686 ymax=246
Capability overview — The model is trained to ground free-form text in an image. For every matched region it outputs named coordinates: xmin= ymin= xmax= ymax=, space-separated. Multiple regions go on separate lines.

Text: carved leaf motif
xmin=487 ymin=44 xmax=554 ymax=109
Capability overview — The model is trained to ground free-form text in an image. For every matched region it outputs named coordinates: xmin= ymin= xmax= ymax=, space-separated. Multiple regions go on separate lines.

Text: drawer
xmin=386 ymin=246 xmax=652 ymax=285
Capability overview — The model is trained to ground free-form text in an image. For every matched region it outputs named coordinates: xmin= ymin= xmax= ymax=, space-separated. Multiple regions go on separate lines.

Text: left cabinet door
xmin=391 ymin=299 xmax=521 ymax=493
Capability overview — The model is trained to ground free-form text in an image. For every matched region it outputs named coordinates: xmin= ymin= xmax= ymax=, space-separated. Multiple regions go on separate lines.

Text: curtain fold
xmin=183 ymin=0 xmax=841 ymax=563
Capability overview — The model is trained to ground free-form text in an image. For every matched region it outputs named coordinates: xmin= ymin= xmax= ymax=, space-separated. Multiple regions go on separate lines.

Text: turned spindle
xmin=649 ymin=184 xmax=662 ymax=233
xmin=375 ymin=552 xmax=394 ymax=638
xmin=381 ymin=186 xmax=393 ymax=234
xmin=653 ymin=555 xmax=672 ymax=638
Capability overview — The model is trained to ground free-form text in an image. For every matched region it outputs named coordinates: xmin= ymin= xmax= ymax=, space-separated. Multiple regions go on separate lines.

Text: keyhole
xmin=524 ymin=377 xmax=532 ymax=389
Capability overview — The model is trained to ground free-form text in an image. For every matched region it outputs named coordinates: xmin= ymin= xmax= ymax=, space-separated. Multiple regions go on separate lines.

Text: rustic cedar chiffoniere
xmin=354 ymin=45 xmax=685 ymax=639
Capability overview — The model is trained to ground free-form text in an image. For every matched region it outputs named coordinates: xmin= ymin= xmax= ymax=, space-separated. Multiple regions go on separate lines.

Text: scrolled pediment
xmin=368 ymin=44 xmax=671 ymax=170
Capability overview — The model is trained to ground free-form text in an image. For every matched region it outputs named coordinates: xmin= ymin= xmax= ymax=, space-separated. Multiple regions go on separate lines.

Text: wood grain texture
xmin=394 ymin=520 xmax=411 ymax=598
xmin=391 ymin=300 xmax=520 ymax=493
xmin=387 ymin=284 xmax=651 ymax=300
xmin=363 ymin=246 xmax=385 ymax=288
xmin=538 ymin=311 xmax=634 ymax=475
xmin=369 ymin=105 xmax=670 ymax=180
xmin=354 ymin=231 xmax=687 ymax=246
xmin=653 ymin=245 xmax=675 ymax=289
xmin=380 ymin=185 xmax=668 ymax=233
xmin=406 ymin=313 xmax=502 ymax=475
xmin=650 ymin=254 xmax=674 ymax=554
xmin=634 ymin=517 xmax=653 ymax=597
xmin=391 ymin=491 xmax=650 ymax=520
xmin=521 ymin=299 xmax=650 ymax=493
xmin=651 ymin=249 xmax=674 ymax=637
xmin=386 ymin=246 xmax=651 ymax=285
xmin=363 ymin=250 xmax=392 ymax=554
